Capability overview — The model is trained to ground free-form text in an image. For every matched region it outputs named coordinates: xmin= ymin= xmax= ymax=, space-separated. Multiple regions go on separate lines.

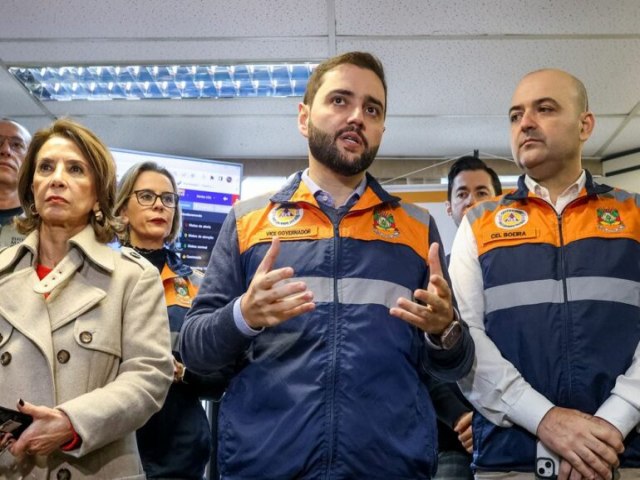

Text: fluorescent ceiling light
xmin=8 ymin=63 xmax=318 ymax=101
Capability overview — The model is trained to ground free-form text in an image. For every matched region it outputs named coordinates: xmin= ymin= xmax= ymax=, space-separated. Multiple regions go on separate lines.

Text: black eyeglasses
xmin=132 ymin=189 xmax=179 ymax=208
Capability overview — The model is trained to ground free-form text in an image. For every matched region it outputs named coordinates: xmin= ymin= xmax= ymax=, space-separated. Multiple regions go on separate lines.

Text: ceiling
xmin=2 ymin=0 xmax=640 ymax=181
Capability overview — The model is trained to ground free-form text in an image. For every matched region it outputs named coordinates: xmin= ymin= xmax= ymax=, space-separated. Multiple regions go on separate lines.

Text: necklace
xmin=130 ymin=245 xmax=163 ymax=255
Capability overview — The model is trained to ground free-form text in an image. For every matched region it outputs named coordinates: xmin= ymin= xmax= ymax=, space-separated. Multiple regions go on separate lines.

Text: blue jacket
xmin=180 ymin=173 xmax=474 ymax=479
xmin=466 ymin=173 xmax=640 ymax=471
xmin=137 ymin=249 xmax=225 ymax=479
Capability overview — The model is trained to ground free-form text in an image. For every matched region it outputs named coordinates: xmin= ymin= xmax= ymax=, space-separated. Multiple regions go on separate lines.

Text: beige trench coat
xmin=0 ymin=226 xmax=173 ymax=479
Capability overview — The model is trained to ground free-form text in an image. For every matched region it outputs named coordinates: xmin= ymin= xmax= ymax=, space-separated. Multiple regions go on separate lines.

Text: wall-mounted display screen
xmin=111 ymin=148 xmax=242 ymax=271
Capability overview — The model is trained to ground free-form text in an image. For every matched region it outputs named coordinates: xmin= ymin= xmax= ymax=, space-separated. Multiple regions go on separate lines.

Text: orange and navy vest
xmin=467 ymin=171 xmax=640 ymax=471
xmin=189 ymin=172 xmax=464 ymax=479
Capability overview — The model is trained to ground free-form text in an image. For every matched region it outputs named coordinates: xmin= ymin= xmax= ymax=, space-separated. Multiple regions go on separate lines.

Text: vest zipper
xmin=556 ymin=211 xmax=573 ymax=404
xmin=555 ymin=194 xmax=589 ymax=404
xmin=324 ymin=207 xmax=345 ymax=478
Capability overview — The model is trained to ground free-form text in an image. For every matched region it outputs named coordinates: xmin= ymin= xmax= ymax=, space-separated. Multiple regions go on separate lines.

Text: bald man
xmin=450 ymin=69 xmax=640 ymax=480
xmin=0 ymin=118 xmax=30 ymax=246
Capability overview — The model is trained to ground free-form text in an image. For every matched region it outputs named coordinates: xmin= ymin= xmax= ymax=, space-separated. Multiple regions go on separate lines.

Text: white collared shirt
xmin=448 ymin=170 xmax=640 ymax=438
xmin=524 ymin=170 xmax=585 ymax=214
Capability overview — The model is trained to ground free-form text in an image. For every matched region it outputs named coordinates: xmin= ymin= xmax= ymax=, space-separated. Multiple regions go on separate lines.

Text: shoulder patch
xmin=269 ymin=205 xmax=303 ymax=227
xmin=596 ymin=208 xmax=625 ymax=233
xmin=373 ymin=206 xmax=400 ymax=238
xmin=495 ymin=208 xmax=529 ymax=230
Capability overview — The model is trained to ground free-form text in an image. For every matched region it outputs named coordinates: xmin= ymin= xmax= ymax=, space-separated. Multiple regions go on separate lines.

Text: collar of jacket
xmin=164 ymin=247 xmax=192 ymax=278
xmin=270 ymin=170 xmax=401 ymax=207
xmin=505 ymin=169 xmax=613 ymax=202
xmin=0 ymin=224 xmax=115 ymax=294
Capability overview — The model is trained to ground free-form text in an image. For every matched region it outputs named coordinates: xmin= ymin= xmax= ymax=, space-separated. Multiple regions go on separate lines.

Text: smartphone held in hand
xmin=0 ymin=405 xmax=32 ymax=439
xmin=535 ymin=440 xmax=560 ymax=480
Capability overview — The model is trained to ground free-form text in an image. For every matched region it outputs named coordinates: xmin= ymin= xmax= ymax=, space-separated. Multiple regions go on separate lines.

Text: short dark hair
xmin=447 ymin=156 xmax=502 ymax=201
xmin=303 ymin=51 xmax=387 ymax=116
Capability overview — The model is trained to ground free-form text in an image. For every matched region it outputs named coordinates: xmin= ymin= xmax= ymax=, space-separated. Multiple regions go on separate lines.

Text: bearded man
xmin=180 ymin=51 xmax=474 ymax=480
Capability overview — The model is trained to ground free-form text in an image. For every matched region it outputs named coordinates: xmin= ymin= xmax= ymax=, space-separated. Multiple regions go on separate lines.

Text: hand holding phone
xmin=536 ymin=440 xmax=560 ymax=480
xmin=0 ymin=405 xmax=33 ymax=440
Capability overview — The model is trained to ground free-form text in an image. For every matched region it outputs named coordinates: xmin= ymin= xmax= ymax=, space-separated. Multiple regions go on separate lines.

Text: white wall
xmin=241 ymin=176 xmax=287 ymax=199
xmin=601 ymin=152 xmax=640 ymax=193
xmin=605 ymin=171 xmax=640 ymax=193
xmin=415 ymin=202 xmax=457 ymax=255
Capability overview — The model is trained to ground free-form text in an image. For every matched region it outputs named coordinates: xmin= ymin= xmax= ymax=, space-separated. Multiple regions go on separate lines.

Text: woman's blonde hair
xmin=16 ymin=118 xmax=118 ymax=243
xmin=114 ymin=161 xmax=182 ymax=245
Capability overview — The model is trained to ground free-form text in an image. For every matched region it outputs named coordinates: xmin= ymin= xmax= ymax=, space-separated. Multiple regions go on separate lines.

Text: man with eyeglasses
xmin=0 ymin=118 xmax=31 ymax=247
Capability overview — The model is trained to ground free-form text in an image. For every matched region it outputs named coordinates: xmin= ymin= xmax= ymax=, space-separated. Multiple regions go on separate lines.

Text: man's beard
xmin=308 ymin=121 xmax=379 ymax=177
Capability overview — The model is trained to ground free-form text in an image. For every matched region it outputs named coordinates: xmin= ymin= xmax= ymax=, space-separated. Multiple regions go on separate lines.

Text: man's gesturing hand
xmin=390 ymin=242 xmax=454 ymax=334
xmin=240 ymin=237 xmax=315 ymax=329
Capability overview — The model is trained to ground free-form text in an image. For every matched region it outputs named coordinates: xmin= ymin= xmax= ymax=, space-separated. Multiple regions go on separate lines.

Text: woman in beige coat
xmin=0 ymin=119 xmax=173 ymax=479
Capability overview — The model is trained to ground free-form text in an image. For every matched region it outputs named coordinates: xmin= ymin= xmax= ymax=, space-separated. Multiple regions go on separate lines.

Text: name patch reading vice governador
xmin=265 ymin=228 xmax=312 ymax=237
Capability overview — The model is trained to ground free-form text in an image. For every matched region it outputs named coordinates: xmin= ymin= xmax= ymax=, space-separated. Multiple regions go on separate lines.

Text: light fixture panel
xmin=9 ymin=62 xmax=319 ymax=101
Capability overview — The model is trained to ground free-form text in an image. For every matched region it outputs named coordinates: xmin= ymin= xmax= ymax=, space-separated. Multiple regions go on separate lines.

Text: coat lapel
xmin=47 ymin=275 xmax=107 ymax=331
xmin=33 ymin=247 xmax=107 ymax=331
xmin=0 ymin=226 xmax=112 ymax=337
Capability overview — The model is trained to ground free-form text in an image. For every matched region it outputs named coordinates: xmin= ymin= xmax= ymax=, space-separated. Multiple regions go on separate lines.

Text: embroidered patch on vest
xmin=597 ymin=208 xmax=625 ymax=233
xmin=269 ymin=205 xmax=303 ymax=227
xmin=495 ymin=208 xmax=529 ymax=229
xmin=373 ymin=208 xmax=399 ymax=238
xmin=165 ymin=277 xmax=192 ymax=307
